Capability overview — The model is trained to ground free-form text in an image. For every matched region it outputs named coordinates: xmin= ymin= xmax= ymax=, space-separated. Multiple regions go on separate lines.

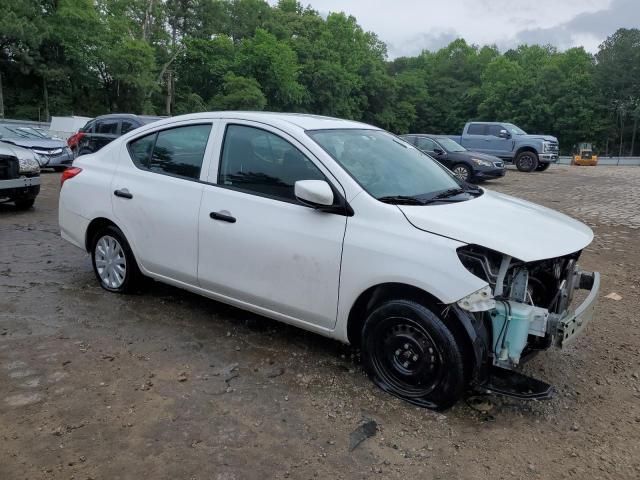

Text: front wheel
xmin=91 ymin=225 xmax=142 ymax=293
xmin=451 ymin=163 xmax=472 ymax=182
xmin=536 ymin=162 xmax=550 ymax=172
xmin=515 ymin=151 xmax=539 ymax=172
xmin=361 ymin=300 xmax=467 ymax=410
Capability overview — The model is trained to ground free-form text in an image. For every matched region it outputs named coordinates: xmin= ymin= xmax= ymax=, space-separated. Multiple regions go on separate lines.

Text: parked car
xmin=72 ymin=114 xmax=163 ymax=156
xmin=59 ymin=112 xmax=599 ymax=410
xmin=0 ymin=125 xmax=73 ymax=171
xmin=448 ymin=122 xmax=559 ymax=172
xmin=0 ymin=141 xmax=41 ymax=209
xmin=401 ymin=134 xmax=505 ymax=182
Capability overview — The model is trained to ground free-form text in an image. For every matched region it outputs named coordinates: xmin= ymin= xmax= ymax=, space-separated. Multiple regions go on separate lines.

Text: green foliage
xmin=0 ymin=1 xmax=638 ymax=154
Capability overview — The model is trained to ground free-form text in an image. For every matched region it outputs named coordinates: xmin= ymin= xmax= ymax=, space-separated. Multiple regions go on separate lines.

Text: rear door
xmin=462 ymin=123 xmax=488 ymax=151
xmin=197 ymin=121 xmax=347 ymax=329
xmin=111 ymin=121 xmax=215 ymax=284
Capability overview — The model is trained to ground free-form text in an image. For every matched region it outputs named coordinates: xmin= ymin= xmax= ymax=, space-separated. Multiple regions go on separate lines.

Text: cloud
xmin=387 ymin=31 xmax=460 ymax=58
xmin=509 ymin=0 xmax=640 ymax=52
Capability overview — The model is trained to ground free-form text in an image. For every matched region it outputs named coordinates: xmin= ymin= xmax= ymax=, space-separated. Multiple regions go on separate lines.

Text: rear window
xmin=467 ymin=124 xmax=486 ymax=135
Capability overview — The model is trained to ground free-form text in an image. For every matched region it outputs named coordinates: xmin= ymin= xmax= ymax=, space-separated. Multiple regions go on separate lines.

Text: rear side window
xmin=467 ymin=124 xmax=486 ymax=135
xmin=219 ymin=125 xmax=324 ymax=202
xmin=121 ymin=120 xmax=139 ymax=134
xmin=95 ymin=119 xmax=119 ymax=135
xmin=127 ymin=124 xmax=212 ymax=180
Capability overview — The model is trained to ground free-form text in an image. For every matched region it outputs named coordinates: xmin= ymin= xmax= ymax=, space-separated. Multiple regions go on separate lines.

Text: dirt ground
xmin=1 ymin=166 xmax=639 ymax=480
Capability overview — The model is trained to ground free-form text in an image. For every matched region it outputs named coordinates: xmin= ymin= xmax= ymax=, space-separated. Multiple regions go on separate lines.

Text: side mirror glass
xmin=499 ymin=129 xmax=510 ymax=139
xmin=295 ymin=180 xmax=334 ymax=208
xmin=433 ymin=148 xmax=445 ymax=155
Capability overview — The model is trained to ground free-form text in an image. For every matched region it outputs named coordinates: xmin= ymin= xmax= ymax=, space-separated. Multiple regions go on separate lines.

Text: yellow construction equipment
xmin=573 ymin=143 xmax=598 ymax=166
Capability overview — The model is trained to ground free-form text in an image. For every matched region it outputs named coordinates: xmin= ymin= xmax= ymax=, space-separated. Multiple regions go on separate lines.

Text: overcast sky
xmin=301 ymin=0 xmax=640 ymax=58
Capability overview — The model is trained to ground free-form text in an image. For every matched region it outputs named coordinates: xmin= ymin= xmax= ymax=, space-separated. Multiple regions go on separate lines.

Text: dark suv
xmin=74 ymin=114 xmax=163 ymax=156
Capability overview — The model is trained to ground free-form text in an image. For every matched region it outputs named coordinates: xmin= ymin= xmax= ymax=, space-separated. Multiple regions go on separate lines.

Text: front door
xmin=198 ymin=122 xmax=347 ymax=329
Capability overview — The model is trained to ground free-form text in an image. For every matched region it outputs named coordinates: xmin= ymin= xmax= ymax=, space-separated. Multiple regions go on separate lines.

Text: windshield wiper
xmin=432 ymin=188 xmax=465 ymax=199
xmin=377 ymin=195 xmax=426 ymax=205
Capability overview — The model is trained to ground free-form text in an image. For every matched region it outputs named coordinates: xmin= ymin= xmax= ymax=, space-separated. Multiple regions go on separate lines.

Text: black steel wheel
xmin=515 ymin=151 xmax=539 ymax=172
xmin=361 ymin=300 xmax=467 ymax=410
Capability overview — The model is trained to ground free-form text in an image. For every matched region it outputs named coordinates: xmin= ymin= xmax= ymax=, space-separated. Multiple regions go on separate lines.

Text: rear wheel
xmin=452 ymin=163 xmax=472 ymax=182
xmin=361 ymin=299 xmax=467 ymax=410
xmin=91 ymin=225 xmax=141 ymax=293
xmin=515 ymin=151 xmax=539 ymax=172
xmin=535 ymin=162 xmax=550 ymax=171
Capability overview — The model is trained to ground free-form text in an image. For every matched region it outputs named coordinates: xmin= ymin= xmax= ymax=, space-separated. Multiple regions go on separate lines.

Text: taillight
xmin=60 ymin=167 xmax=82 ymax=187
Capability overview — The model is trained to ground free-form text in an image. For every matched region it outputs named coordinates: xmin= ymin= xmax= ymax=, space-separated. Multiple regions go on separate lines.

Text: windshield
xmin=504 ymin=123 xmax=527 ymax=135
xmin=307 ymin=129 xmax=463 ymax=199
xmin=0 ymin=125 xmax=49 ymax=139
xmin=436 ymin=137 xmax=466 ymax=152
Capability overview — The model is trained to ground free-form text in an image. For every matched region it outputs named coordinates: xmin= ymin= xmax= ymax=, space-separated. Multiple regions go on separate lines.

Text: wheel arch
xmin=346 ymin=282 xmax=490 ymax=384
xmin=85 ymin=217 xmax=120 ymax=252
xmin=515 ymin=145 xmax=539 ymax=157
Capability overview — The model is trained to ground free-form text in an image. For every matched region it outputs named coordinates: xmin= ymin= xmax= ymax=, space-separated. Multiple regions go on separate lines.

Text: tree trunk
xmin=631 ymin=114 xmax=638 ymax=156
xmin=618 ymin=110 xmax=625 ymax=158
xmin=0 ymin=73 xmax=4 ymax=119
xmin=43 ymin=77 xmax=50 ymax=122
xmin=165 ymin=70 xmax=173 ymax=116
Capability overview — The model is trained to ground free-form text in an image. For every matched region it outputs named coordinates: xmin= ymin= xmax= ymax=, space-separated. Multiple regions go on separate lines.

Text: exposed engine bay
xmin=456 ymin=245 xmax=599 ymax=370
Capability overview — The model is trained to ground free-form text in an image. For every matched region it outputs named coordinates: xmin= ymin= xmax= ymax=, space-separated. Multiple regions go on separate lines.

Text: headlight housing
xmin=18 ymin=157 xmax=41 ymax=174
xmin=471 ymin=158 xmax=493 ymax=167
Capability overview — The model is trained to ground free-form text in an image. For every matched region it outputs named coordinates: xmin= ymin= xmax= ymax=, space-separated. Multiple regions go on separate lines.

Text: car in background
xmin=401 ymin=134 xmax=505 ymax=182
xmin=59 ymin=112 xmax=599 ymax=410
xmin=447 ymin=122 xmax=559 ymax=172
xmin=0 ymin=141 xmax=41 ymax=209
xmin=0 ymin=125 xmax=73 ymax=172
xmin=72 ymin=114 xmax=163 ymax=156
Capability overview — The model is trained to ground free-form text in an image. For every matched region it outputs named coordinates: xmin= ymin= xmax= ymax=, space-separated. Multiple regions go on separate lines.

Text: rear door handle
xmin=114 ymin=188 xmax=133 ymax=199
xmin=209 ymin=211 xmax=236 ymax=223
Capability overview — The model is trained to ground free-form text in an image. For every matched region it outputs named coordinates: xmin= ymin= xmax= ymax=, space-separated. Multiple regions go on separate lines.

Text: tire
xmin=361 ymin=299 xmax=467 ymax=410
xmin=13 ymin=198 xmax=35 ymax=210
xmin=90 ymin=225 xmax=142 ymax=293
xmin=451 ymin=163 xmax=472 ymax=182
xmin=515 ymin=151 xmax=539 ymax=172
xmin=535 ymin=162 xmax=550 ymax=172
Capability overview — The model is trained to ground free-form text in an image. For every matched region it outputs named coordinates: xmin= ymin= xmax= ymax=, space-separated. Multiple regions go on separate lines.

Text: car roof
xmin=93 ymin=114 xmax=165 ymax=122
xmin=145 ymin=112 xmax=376 ymax=131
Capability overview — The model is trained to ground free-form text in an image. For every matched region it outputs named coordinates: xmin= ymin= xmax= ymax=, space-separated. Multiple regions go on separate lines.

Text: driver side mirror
xmin=433 ymin=147 xmax=445 ymax=156
xmin=499 ymin=129 xmax=511 ymax=139
xmin=295 ymin=180 xmax=334 ymax=208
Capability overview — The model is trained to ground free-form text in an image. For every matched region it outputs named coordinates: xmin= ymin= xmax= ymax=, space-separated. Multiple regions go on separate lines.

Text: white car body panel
xmin=399 ymin=189 xmax=593 ymax=262
xmin=58 ymin=111 xmax=594 ymax=345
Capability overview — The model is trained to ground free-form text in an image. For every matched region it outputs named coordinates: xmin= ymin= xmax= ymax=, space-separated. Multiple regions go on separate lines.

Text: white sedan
xmin=59 ymin=112 xmax=599 ymax=409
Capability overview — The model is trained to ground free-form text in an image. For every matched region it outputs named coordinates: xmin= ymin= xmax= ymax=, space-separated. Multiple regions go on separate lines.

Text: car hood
xmin=0 ymin=141 xmax=38 ymax=160
xmin=520 ymin=134 xmax=558 ymax=143
xmin=398 ymin=189 xmax=593 ymax=262
xmin=1 ymin=138 xmax=66 ymax=150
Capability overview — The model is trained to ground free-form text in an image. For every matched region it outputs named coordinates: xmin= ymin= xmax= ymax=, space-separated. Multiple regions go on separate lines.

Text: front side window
xmin=308 ymin=129 xmax=461 ymax=200
xmin=219 ymin=125 xmax=324 ymax=202
xmin=127 ymin=124 xmax=212 ymax=180
xmin=416 ymin=137 xmax=437 ymax=151
xmin=488 ymin=125 xmax=505 ymax=137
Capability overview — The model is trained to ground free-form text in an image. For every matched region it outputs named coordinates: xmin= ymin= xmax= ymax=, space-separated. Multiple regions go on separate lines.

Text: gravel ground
xmin=1 ymin=165 xmax=639 ymax=480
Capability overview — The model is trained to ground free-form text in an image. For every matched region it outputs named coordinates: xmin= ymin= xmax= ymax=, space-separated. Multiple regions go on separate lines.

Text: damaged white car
xmin=59 ymin=112 xmax=599 ymax=410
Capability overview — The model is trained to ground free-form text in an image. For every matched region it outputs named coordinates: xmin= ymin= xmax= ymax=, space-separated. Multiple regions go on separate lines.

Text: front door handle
xmin=210 ymin=211 xmax=236 ymax=223
xmin=114 ymin=188 xmax=133 ymax=199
